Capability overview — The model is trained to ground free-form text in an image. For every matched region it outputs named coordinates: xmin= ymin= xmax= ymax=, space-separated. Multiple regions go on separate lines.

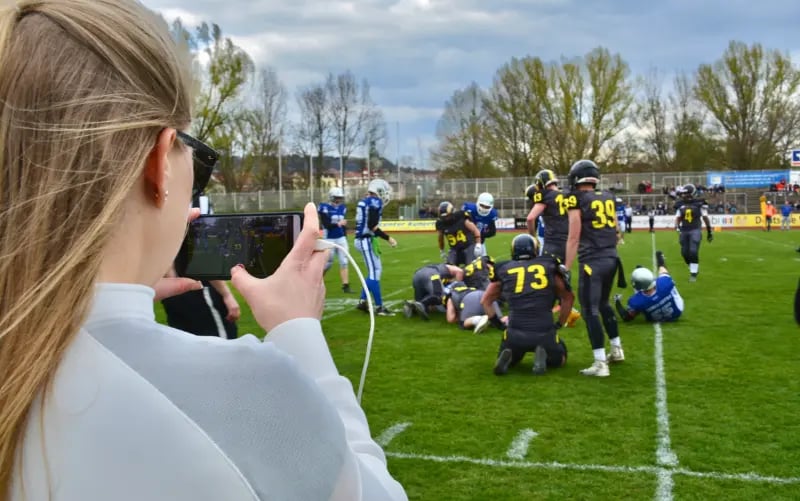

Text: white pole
xmin=396 ymin=121 xmax=400 ymax=184
xmin=309 ymin=153 xmax=315 ymax=203
xmin=278 ymin=138 xmax=284 ymax=210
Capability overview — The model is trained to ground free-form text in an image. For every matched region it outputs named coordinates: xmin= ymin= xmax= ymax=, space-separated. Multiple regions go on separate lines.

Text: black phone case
xmin=174 ymin=212 xmax=304 ymax=281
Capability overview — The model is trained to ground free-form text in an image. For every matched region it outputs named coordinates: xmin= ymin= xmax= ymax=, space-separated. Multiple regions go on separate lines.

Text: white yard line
xmin=321 ymin=287 xmax=411 ymax=321
xmin=651 ymin=232 xmax=678 ymax=501
xmin=506 ymin=429 xmax=538 ymax=460
xmin=383 ymin=450 xmax=800 ymax=484
xmin=726 ymin=230 xmax=797 ymax=249
xmin=375 ymin=422 xmax=412 ymax=448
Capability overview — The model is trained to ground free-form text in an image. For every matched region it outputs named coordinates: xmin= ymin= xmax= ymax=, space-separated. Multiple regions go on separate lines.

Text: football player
xmin=445 ymin=281 xmax=504 ymax=333
xmin=674 ymin=183 xmax=713 ymax=282
xmin=404 ymin=263 xmax=464 ymax=320
xmin=462 ymin=254 xmax=495 ymax=290
xmin=354 ymin=178 xmax=397 ymax=316
xmin=319 ymin=187 xmax=351 ymax=293
xmin=615 ymin=197 xmax=626 ymax=243
xmin=614 ymin=251 xmax=684 ymax=322
xmin=478 ymin=234 xmax=573 ymax=376
xmin=462 ymin=192 xmax=498 ymax=256
xmin=525 ymin=169 xmax=582 ymax=327
xmin=436 ymin=201 xmax=482 ymax=266
xmin=564 ymin=159 xmax=627 ymax=377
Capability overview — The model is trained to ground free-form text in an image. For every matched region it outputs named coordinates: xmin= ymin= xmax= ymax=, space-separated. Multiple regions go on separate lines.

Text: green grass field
xmin=156 ymin=229 xmax=800 ymax=500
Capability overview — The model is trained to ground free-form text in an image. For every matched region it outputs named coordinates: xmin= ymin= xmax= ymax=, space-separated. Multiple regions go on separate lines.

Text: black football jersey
xmin=448 ymin=281 xmax=476 ymax=313
xmin=463 ymin=255 xmax=494 ymax=290
xmin=677 ymin=198 xmax=708 ymax=231
xmin=569 ymin=189 xmax=619 ymax=262
xmin=414 ymin=263 xmax=452 ymax=282
xmin=492 ymin=257 xmax=559 ymax=333
xmin=435 ymin=211 xmax=474 ymax=250
xmin=532 ymin=188 xmax=571 ymax=246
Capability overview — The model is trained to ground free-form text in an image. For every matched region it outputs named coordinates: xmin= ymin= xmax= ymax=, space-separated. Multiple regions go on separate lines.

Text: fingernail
xmin=235 ymin=263 xmax=245 ymax=269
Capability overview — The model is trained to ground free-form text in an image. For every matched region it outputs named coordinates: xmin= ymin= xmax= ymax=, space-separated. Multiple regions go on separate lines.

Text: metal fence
xmin=206 ymin=170 xmax=753 ymax=215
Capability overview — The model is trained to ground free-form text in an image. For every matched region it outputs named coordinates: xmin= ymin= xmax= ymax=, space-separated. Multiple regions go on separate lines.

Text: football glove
xmin=474 ymin=243 xmax=483 ymax=256
xmin=489 ymin=315 xmax=505 ymax=330
xmin=707 ymin=231 xmax=713 ymax=242
xmin=440 ymin=249 xmax=447 ymax=261
xmin=558 ymin=264 xmax=571 ymax=285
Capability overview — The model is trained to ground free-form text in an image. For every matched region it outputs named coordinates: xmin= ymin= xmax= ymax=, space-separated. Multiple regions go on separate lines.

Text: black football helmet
xmin=568 ymin=159 xmax=600 ymax=189
xmin=535 ymin=169 xmax=559 ymax=190
xmin=438 ymin=201 xmax=454 ymax=220
xmin=681 ymin=184 xmax=696 ymax=199
xmin=511 ymin=233 xmax=539 ymax=260
xmin=525 ymin=183 xmax=538 ymax=202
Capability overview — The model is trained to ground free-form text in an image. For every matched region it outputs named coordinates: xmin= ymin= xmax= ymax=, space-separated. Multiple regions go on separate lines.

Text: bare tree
xmin=243 ymin=67 xmax=287 ymax=190
xmin=363 ymin=107 xmax=388 ymax=177
xmin=326 ymin=71 xmax=375 ymax=184
xmin=294 ymin=83 xmax=331 ymax=187
xmin=635 ymin=68 xmax=672 ymax=168
xmin=694 ymin=41 xmax=800 ymax=168
xmin=483 ymin=57 xmax=543 ymax=177
xmin=431 ymin=82 xmax=498 ymax=178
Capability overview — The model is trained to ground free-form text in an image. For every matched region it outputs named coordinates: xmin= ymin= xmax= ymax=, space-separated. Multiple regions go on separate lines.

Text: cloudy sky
xmin=143 ymin=0 xmax=799 ymax=167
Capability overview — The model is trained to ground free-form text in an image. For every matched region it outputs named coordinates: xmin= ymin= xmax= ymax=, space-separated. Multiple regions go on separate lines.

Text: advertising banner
xmin=706 ymin=170 xmax=789 ymax=189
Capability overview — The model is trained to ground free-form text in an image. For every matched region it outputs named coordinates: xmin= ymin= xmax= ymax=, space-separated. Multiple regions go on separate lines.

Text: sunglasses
xmin=176 ymin=130 xmax=218 ymax=198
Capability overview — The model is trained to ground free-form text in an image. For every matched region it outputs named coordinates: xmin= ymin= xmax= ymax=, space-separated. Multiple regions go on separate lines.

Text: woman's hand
xmin=231 ymin=203 xmax=328 ymax=332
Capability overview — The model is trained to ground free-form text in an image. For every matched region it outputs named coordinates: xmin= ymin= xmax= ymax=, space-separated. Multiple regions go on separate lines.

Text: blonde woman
xmin=0 ymin=1 xmax=406 ymax=500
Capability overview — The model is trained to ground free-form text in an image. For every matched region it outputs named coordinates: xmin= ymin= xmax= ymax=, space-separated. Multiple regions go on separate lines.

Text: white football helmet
xmin=476 ymin=192 xmax=494 ymax=217
xmin=631 ymin=267 xmax=656 ymax=291
xmin=329 ymin=187 xmax=344 ymax=203
xmin=367 ymin=178 xmax=392 ymax=205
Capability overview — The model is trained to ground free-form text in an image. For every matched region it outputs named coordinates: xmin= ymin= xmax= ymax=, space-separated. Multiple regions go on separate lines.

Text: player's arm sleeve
xmin=367 ymin=207 xmax=390 ymax=240
xmin=319 ymin=211 xmax=337 ymax=231
xmin=267 ymin=319 xmax=408 ymax=500
xmin=615 ymin=296 xmax=637 ymax=322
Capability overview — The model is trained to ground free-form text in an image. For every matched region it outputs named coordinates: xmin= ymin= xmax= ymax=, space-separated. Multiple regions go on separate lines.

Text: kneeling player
xmin=445 ymin=281 xmax=503 ymax=333
xmin=479 ymin=234 xmax=574 ymax=376
xmin=463 ymin=254 xmax=495 ymax=290
xmin=614 ymin=251 xmax=683 ymax=322
xmin=404 ymin=263 xmax=464 ymax=320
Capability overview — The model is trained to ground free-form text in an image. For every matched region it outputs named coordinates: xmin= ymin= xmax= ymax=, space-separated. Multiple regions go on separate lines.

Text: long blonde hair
xmin=0 ymin=1 xmax=193 ymax=497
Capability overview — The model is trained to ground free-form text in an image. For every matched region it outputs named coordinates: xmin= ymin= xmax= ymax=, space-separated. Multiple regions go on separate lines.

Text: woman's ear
xmin=144 ymin=129 xmax=177 ymax=208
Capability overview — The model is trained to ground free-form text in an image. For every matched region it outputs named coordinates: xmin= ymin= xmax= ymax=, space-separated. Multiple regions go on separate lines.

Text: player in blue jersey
xmin=462 ymin=192 xmax=498 ymax=256
xmin=614 ymin=251 xmax=684 ymax=322
xmin=615 ymin=197 xmax=626 ymax=243
xmin=319 ymin=187 xmax=351 ymax=293
xmin=354 ymin=178 xmax=397 ymax=316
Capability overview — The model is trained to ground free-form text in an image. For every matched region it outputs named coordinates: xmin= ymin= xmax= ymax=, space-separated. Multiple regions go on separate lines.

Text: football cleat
xmin=403 ymin=301 xmax=415 ymax=319
xmin=608 ymin=345 xmax=625 ymax=363
xmin=533 ymin=346 xmax=548 ymax=375
xmin=356 ymin=300 xmax=369 ymax=313
xmin=494 ymin=349 xmax=513 ymax=375
xmin=473 ymin=315 xmax=490 ymax=334
xmin=376 ymin=306 xmax=395 ymax=317
xmin=413 ymin=301 xmax=429 ymax=320
xmin=580 ymin=360 xmax=610 ymax=377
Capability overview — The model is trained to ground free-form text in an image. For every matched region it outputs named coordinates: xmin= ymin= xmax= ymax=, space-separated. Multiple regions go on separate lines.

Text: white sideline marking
xmin=506 ymin=429 xmax=538 ymax=460
xmin=651 ymin=233 xmax=678 ymax=501
xmin=384 ymin=451 xmax=800 ymax=484
xmin=727 ymin=231 xmax=797 ymax=250
xmin=376 ymin=422 xmax=412 ymax=447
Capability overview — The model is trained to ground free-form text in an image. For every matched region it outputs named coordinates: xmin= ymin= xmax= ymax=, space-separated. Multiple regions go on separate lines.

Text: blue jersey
xmin=355 ymin=195 xmax=383 ymax=237
xmin=616 ymin=202 xmax=626 ymax=222
xmin=537 ymin=216 xmax=545 ymax=238
xmin=627 ymin=275 xmax=684 ymax=322
xmin=318 ymin=202 xmax=347 ymax=239
xmin=462 ymin=202 xmax=498 ymax=238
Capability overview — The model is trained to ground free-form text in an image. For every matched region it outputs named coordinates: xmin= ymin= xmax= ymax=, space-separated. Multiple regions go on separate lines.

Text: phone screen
xmin=175 ymin=212 xmax=303 ymax=280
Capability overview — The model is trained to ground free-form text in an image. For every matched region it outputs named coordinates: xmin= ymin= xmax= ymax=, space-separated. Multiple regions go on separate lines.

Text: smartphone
xmin=175 ymin=212 xmax=303 ymax=281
